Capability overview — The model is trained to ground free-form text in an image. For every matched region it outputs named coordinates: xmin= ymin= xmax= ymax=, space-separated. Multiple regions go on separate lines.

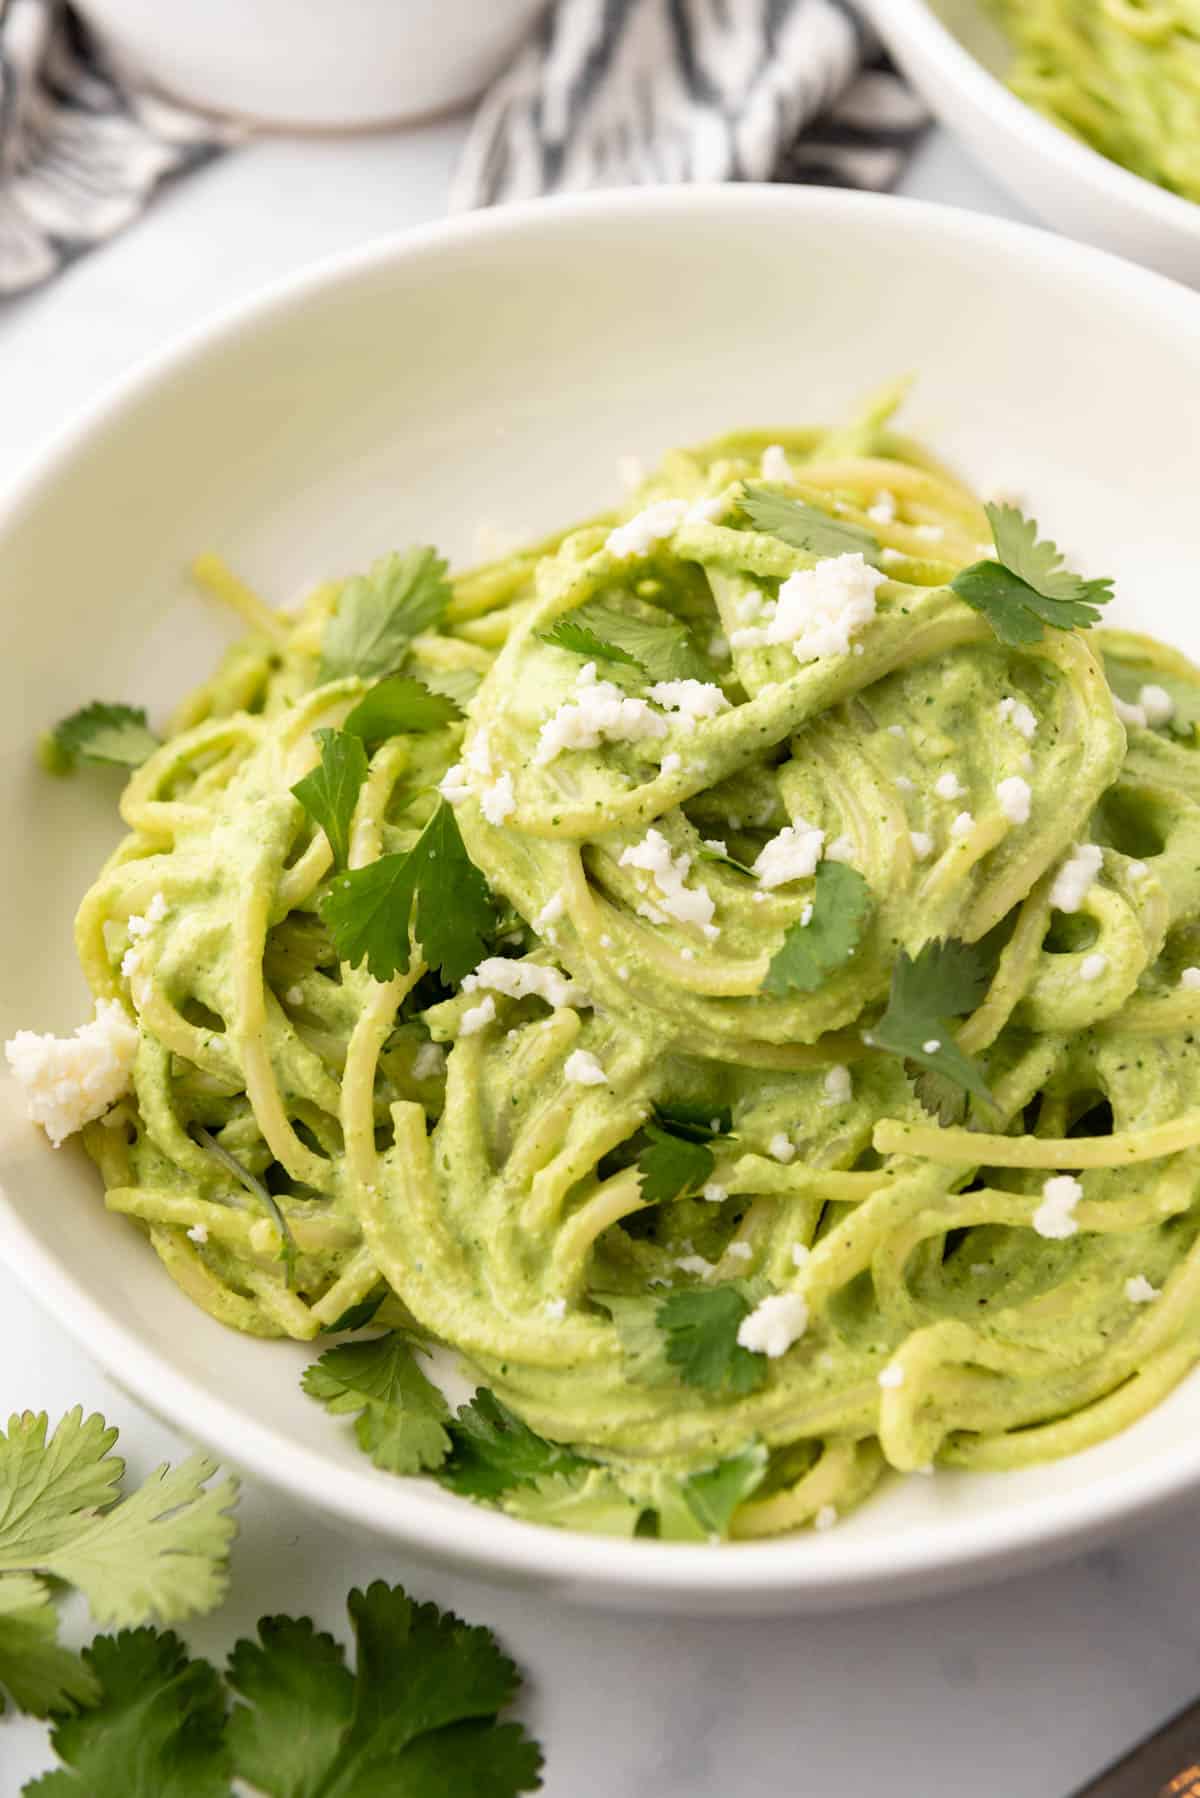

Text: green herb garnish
xmin=950 ymin=503 xmax=1113 ymax=646
xmin=41 ymin=703 xmax=159 ymax=774
xmin=321 ymin=799 xmax=494 ymax=985
xmin=320 ymin=548 xmax=451 ymax=683
xmin=763 ymin=862 xmax=872 ymax=995
xmin=740 ymin=486 xmax=881 ymax=564
xmin=872 ymin=937 xmax=995 ymax=1109
xmin=290 ymin=728 xmax=367 ymax=871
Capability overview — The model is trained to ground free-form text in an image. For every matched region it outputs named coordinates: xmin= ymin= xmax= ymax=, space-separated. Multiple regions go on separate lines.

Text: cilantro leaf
xmin=0 ymin=1411 xmax=237 ymax=1637
xmin=637 ymin=1126 xmax=715 ymax=1204
xmin=988 ymin=503 xmax=1114 ymax=606
xmin=540 ymin=598 xmax=708 ymax=682
xmin=34 ymin=1456 xmax=238 ymax=1628
xmin=540 ymin=612 xmax=645 ymax=671
xmin=421 ymin=666 xmax=482 ymax=709
xmin=740 ymin=486 xmax=881 ymax=564
xmin=43 ymin=703 xmax=159 ymax=773
xmin=438 ymin=1390 xmax=588 ymax=1501
xmin=763 ymin=861 xmax=872 ymax=996
xmin=502 ymin=1470 xmax=642 ymax=1536
xmin=1104 ymin=658 xmax=1200 ymax=741
xmin=193 ymin=1126 xmax=297 ymax=1285
xmin=342 ymin=674 xmax=462 ymax=746
xmin=872 ymin=937 xmax=995 ymax=1110
xmin=226 ymin=1581 xmax=543 ymax=1798
xmin=291 ymin=729 xmax=367 ymax=871
xmin=321 ymin=799 xmax=495 ymax=985
xmin=325 ymin=1289 xmax=386 ymax=1335
xmin=320 ymin=548 xmax=451 ymax=683
xmin=301 ymin=1334 xmax=451 ymax=1476
xmin=0 ymin=1574 xmax=97 ymax=1717
xmin=656 ymin=1285 xmax=767 ymax=1397
xmin=0 ymin=1410 xmax=122 ymax=1564
xmin=695 ymin=840 xmax=757 ymax=877
xmin=651 ymin=1101 xmax=733 ymax=1142
xmin=681 ymin=1443 xmax=769 ymax=1537
xmin=26 ymin=1627 xmax=230 ymax=1797
xmin=950 ymin=503 xmax=1113 ymax=646
xmin=225 ymin=1616 xmax=354 ymax=1798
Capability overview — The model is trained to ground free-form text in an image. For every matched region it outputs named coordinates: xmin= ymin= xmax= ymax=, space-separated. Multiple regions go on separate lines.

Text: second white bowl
xmin=866 ymin=0 xmax=1200 ymax=286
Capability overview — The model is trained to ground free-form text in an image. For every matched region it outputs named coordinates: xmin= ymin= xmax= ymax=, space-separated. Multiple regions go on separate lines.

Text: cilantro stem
xmin=191 ymin=1126 xmax=298 ymax=1286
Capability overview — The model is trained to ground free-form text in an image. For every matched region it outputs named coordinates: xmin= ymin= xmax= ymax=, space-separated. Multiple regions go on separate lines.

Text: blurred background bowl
xmin=864 ymin=0 xmax=1200 ymax=286
xmin=76 ymin=0 xmax=546 ymax=130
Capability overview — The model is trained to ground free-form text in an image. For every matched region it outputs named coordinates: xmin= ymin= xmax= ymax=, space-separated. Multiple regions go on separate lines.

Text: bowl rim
xmin=868 ymin=0 xmax=1200 ymax=244
xmin=5 ymin=182 xmax=1200 ymax=1606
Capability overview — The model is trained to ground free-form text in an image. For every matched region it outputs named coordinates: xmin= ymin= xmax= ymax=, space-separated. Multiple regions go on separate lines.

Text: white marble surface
xmin=0 ymin=118 xmax=1192 ymax=1796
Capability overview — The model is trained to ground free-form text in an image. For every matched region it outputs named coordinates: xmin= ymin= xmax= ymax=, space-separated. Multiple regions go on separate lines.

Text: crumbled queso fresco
xmin=729 ymin=553 xmax=885 ymax=664
xmin=4 ymin=999 xmax=138 ymax=1146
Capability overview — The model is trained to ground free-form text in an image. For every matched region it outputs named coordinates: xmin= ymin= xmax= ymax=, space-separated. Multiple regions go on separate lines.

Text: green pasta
xmin=988 ymin=0 xmax=1200 ymax=202
xmin=16 ymin=396 xmax=1200 ymax=1541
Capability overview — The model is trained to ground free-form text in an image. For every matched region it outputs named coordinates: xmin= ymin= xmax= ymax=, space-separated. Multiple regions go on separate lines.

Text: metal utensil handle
xmin=1071 ymin=1697 xmax=1200 ymax=1796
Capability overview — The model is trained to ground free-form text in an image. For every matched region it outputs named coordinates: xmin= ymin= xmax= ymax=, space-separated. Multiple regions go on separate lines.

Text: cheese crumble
xmin=647 ymin=679 xmax=730 ymax=721
xmin=1125 ymin=1274 xmax=1161 ymax=1303
xmin=998 ymin=696 xmax=1037 ymax=740
xmin=564 ymin=1049 xmax=607 ymax=1086
xmin=536 ymin=671 xmax=668 ymax=765
xmin=751 ymin=821 xmax=824 ymax=888
xmin=730 ymin=553 xmax=884 ymax=663
xmin=1033 ymin=1174 xmax=1083 ymax=1239
xmin=5 ymin=999 xmax=139 ymax=1146
xmin=1049 ymin=843 xmax=1102 ymax=914
xmin=463 ymin=959 xmax=582 ymax=1009
xmin=996 ymin=776 xmax=1032 ymax=825
xmin=619 ymin=829 xmax=717 ymax=936
xmin=606 ymin=498 xmax=688 ymax=559
xmin=736 ymin=1291 xmax=809 ymax=1358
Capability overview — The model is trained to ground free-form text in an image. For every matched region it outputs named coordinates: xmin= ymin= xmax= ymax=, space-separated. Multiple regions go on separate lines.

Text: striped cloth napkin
xmin=0 ymin=0 xmax=927 ymax=298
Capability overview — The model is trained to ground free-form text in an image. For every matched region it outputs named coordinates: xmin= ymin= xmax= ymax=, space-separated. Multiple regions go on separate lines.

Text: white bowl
xmin=76 ymin=0 xmax=544 ymax=130
xmin=3 ymin=187 xmax=1200 ymax=1613
xmin=865 ymin=0 xmax=1200 ymax=286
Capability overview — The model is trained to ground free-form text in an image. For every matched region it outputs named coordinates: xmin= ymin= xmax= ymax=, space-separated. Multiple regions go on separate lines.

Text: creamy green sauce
xmin=989 ymin=0 xmax=1200 ymax=203
xmin=66 ymin=408 xmax=1200 ymax=1540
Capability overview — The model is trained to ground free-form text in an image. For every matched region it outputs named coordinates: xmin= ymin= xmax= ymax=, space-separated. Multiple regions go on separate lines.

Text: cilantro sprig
xmin=301 ymin=1334 xmax=451 ymax=1476
xmin=656 ymin=1285 xmax=767 ymax=1397
xmin=636 ymin=1103 xmax=733 ymax=1204
xmin=321 ymin=799 xmax=495 ymax=985
xmin=437 ymin=1390 xmax=589 ymax=1501
xmin=740 ymin=487 xmax=882 ymax=564
xmin=871 ymin=937 xmax=996 ymax=1111
xmin=192 ymin=1126 xmax=298 ymax=1287
xmin=540 ymin=599 xmax=709 ymax=682
xmin=226 ymin=1583 xmax=543 ymax=1798
xmin=24 ymin=1582 xmax=543 ymax=1797
xmin=0 ymin=1409 xmax=237 ymax=1721
xmin=950 ymin=503 xmax=1113 ymax=647
xmin=320 ymin=548 xmax=451 ymax=683
xmin=342 ymin=672 xmax=461 ymax=745
xmin=763 ymin=862 xmax=872 ymax=996
xmin=40 ymin=703 xmax=160 ymax=775
xmin=290 ymin=729 xmax=367 ymax=872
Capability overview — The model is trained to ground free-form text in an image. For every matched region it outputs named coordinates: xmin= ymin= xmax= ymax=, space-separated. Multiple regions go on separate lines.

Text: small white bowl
xmin=865 ymin=0 xmax=1200 ymax=286
xmin=3 ymin=188 xmax=1200 ymax=1613
xmin=76 ymin=0 xmax=544 ymax=130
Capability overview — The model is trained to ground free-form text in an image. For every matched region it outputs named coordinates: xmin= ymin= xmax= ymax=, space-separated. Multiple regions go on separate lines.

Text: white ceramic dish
xmin=76 ymin=0 xmax=544 ymax=130
xmin=865 ymin=0 xmax=1200 ymax=286
xmin=2 ymin=187 xmax=1200 ymax=1614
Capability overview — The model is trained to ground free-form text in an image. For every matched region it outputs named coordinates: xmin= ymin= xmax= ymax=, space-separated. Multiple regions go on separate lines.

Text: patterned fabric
xmin=451 ymin=0 xmax=927 ymax=208
xmin=0 ymin=0 xmax=230 ymax=297
xmin=0 ymin=0 xmax=926 ymax=299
